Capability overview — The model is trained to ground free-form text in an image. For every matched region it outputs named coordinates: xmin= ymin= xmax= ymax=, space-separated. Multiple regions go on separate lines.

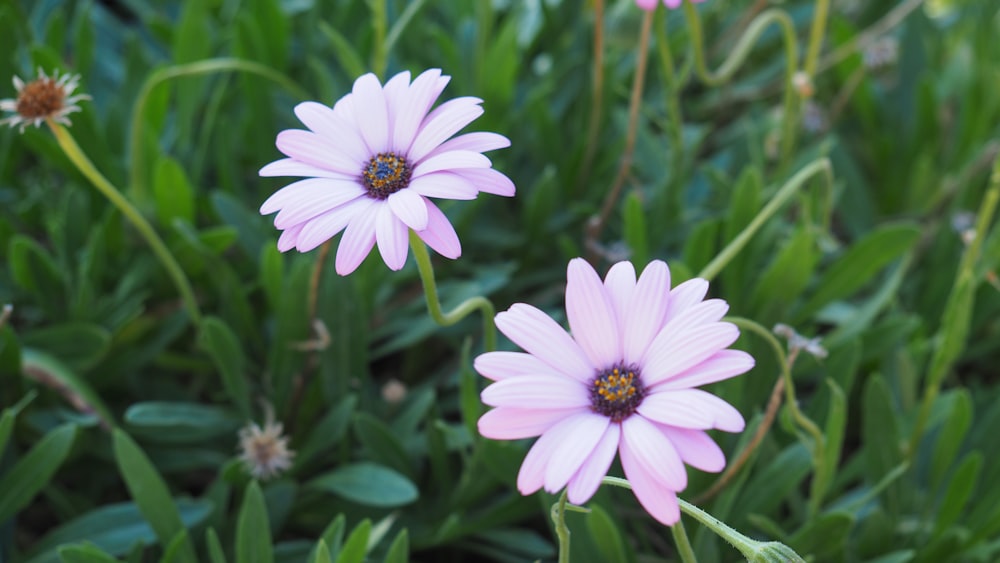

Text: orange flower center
xmin=16 ymin=77 xmax=65 ymax=119
xmin=590 ymin=364 xmax=645 ymax=422
xmin=362 ymin=152 xmax=412 ymax=199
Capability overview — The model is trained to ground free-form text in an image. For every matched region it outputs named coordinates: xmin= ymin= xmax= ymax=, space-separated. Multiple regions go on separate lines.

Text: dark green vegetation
xmin=1 ymin=0 xmax=999 ymax=561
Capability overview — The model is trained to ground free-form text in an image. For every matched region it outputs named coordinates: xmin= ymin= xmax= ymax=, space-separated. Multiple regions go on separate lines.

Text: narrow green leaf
xmin=749 ymin=225 xmax=817 ymax=321
xmin=787 ymin=511 xmax=853 ymax=558
xmin=58 ymin=544 xmax=119 ymax=563
xmin=862 ymin=376 xmax=902 ymax=511
xmin=383 ymin=529 xmax=408 ymax=563
xmin=112 ymin=430 xmax=197 ymax=561
xmin=0 ymin=423 xmax=77 ymax=523
xmin=934 ymin=452 xmax=982 ymax=537
xmin=623 ymin=191 xmax=649 ymax=268
xmin=352 ymin=413 xmax=413 ymax=479
xmin=585 ymin=505 xmax=628 ymax=563
xmin=335 ymin=520 xmax=371 ymax=563
xmin=236 ymin=481 xmax=273 ymax=563
xmin=124 ymin=401 xmax=239 ymax=442
xmin=197 ymin=316 xmax=251 ymax=417
xmin=159 ymin=529 xmax=192 ymax=563
xmin=320 ymin=514 xmax=346 ymax=559
xmin=309 ymin=540 xmax=332 ymax=563
xmin=296 ymin=395 xmax=357 ymax=470
xmin=8 ymin=234 xmax=65 ymax=310
xmin=930 ymin=389 xmax=972 ymax=490
xmin=813 ymin=379 xmax=846 ymax=510
xmin=22 ymin=323 xmax=111 ymax=371
xmin=310 ymin=463 xmax=417 ymax=508
xmin=458 ymin=339 xmax=480 ymax=441
xmin=206 ymin=528 xmax=228 ymax=563
xmin=153 ymin=156 xmax=196 ymax=227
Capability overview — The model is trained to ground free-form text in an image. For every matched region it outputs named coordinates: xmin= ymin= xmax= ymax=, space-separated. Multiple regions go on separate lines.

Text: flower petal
xmin=416 ymin=199 xmax=461 ymax=259
xmin=408 ymin=97 xmax=485 ymax=162
xmin=374 ymin=204 xmax=409 ymax=271
xmin=639 ymin=389 xmax=744 ymax=432
xmin=566 ymin=422 xmax=621 ymax=505
xmin=544 ymin=413 xmax=610 ymax=494
xmin=296 ymin=197 xmax=374 ymax=252
xmin=276 ymin=129 xmax=360 ymax=176
xmin=495 ymin=303 xmax=595 ymax=382
xmin=388 ymin=189 xmax=429 ymax=230
xmin=412 ymin=150 xmax=491 ymax=176
xmin=656 ymin=425 xmax=726 ymax=473
xmin=426 ymin=131 xmax=510 ymax=157
xmin=334 ymin=201 xmax=379 ymax=275
xmin=266 ymin=178 xmax=366 ymax=229
xmin=566 ymin=258 xmax=621 ymax=368
xmin=653 ymin=350 xmax=755 ymax=390
xmin=619 ymin=437 xmax=682 ymax=525
xmin=480 ymin=375 xmax=590 ymax=409
xmin=451 ymin=168 xmax=516 ymax=197
xmin=623 ymin=260 xmax=670 ymax=365
xmin=393 ymin=69 xmax=448 ymax=152
xmin=351 ymin=73 xmax=389 ymax=153
xmin=478 ymin=407 xmax=581 ymax=440
xmin=408 ymin=172 xmax=479 ymax=200
xmin=293 ymin=101 xmax=369 ymax=164
xmin=517 ymin=415 xmax=591 ymax=496
xmin=276 ymin=223 xmax=304 ymax=252
xmin=663 ymin=278 xmax=709 ymax=324
xmin=603 ymin=261 xmax=637 ymax=331
xmin=474 ymin=351 xmax=553 ymax=381
xmin=621 ymin=415 xmax=687 ymax=490
xmin=642 ymin=322 xmax=740 ymax=386
xmin=259 ymin=158 xmax=354 ymax=180
xmin=382 ymin=70 xmax=411 ymax=143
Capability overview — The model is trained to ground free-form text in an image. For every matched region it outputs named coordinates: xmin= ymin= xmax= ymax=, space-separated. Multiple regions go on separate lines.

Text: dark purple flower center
xmin=362 ymin=152 xmax=412 ymax=199
xmin=590 ymin=363 xmax=645 ymax=422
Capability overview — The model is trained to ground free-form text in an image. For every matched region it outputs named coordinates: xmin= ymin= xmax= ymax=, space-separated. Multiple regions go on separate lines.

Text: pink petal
xmin=677 ymin=299 xmax=730 ymax=327
xmin=478 ymin=407 xmax=581 ymax=440
xmin=382 ymin=71 xmax=411 ymax=145
xmin=656 ymin=425 xmax=726 ymax=473
xmin=663 ymin=0 xmax=683 ymax=8
xmin=452 ymin=168 xmax=516 ymax=197
xmin=334 ymin=201 xmax=379 ymax=275
xmin=619 ymin=440 xmax=682 ymax=525
xmin=621 ymin=415 xmax=687 ymax=490
xmin=623 ymin=260 xmax=670 ymax=365
xmin=642 ymin=322 xmax=740 ymax=386
xmin=603 ymin=261 xmax=637 ymax=331
xmin=480 ymin=375 xmax=590 ymax=409
xmin=408 ymin=172 xmax=479 ymax=200
xmin=393 ymin=69 xmax=448 ymax=153
xmin=293 ymin=101 xmax=369 ymax=164
xmin=426 ymin=132 xmax=510 ymax=158
xmin=374 ymin=204 xmax=409 ymax=271
xmin=259 ymin=158 xmax=354 ymax=180
xmin=408 ymin=97 xmax=485 ymax=162
xmin=565 ymin=258 xmax=621 ymax=368
xmin=634 ymin=0 xmax=658 ymax=10
xmin=474 ymin=351 xmax=552 ymax=381
xmin=566 ymin=422 xmax=621 ymax=505
xmin=544 ymin=413 xmax=611 ymax=494
xmin=635 ymin=389 xmax=717 ymax=429
xmin=276 ymin=223 xmax=304 ymax=252
xmin=351 ymin=73 xmax=389 ymax=153
xmin=663 ymin=278 xmax=709 ymax=324
xmin=387 ymin=189 xmax=429 ymax=230
xmin=517 ymin=416 xmax=591 ymax=495
xmin=276 ymin=129 xmax=360 ymax=176
xmin=412 ymin=150 xmax=491 ymax=177
xmin=653 ymin=350 xmax=755 ymax=390
xmin=415 ymin=199 xmax=461 ymax=259
xmin=296 ymin=197 xmax=374 ymax=252
xmin=495 ymin=303 xmax=595 ymax=383
xmin=265 ymin=178 xmax=366 ymax=229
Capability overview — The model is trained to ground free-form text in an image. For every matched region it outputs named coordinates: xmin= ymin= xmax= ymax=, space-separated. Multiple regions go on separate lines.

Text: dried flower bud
xmin=0 ymin=68 xmax=89 ymax=132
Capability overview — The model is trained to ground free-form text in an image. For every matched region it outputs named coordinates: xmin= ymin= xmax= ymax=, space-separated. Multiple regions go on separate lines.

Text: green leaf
xmin=458 ymin=339 xmax=481 ymax=440
xmin=623 ymin=191 xmax=649 ymax=268
xmin=795 ymin=223 xmax=920 ymax=321
xmin=310 ymin=463 xmax=418 ymax=508
xmin=383 ymin=529 xmax=408 ymax=563
xmin=335 ymin=519 xmax=371 ymax=563
xmin=739 ymin=443 xmax=812 ymax=521
xmin=206 ymin=528 xmax=228 ymax=563
xmin=0 ymin=423 xmax=77 ymax=523
xmin=296 ymin=395 xmax=357 ymax=470
xmin=8 ymin=234 xmax=65 ymax=311
xmin=124 ymin=401 xmax=240 ymax=443
xmin=749 ymin=225 xmax=817 ymax=321
xmin=21 ymin=349 xmax=115 ymax=429
xmin=934 ymin=452 xmax=982 ymax=537
xmin=160 ymin=529 xmax=192 ymax=563
xmin=22 ymin=323 xmax=111 ymax=371
xmin=112 ymin=429 xmax=197 ymax=561
xmin=930 ymin=389 xmax=972 ymax=490
xmin=814 ymin=379 xmax=846 ymax=510
xmin=236 ymin=481 xmax=273 ymax=563
xmin=585 ymin=505 xmax=628 ymax=563
xmin=309 ymin=540 xmax=332 ymax=563
xmin=787 ymin=511 xmax=853 ymax=559
xmin=197 ymin=316 xmax=251 ymax=417
xmin=153 ymin=156 xmax=196 ymax=227
xmin=317 ymin=23 xmax=367 ymax=79
xmin=57 ymin=544 xmax=119 ymax=563
xmin=862 ymin=375 xmax=902 ymax=510
xmin=352 ymin=413 xmax=413 ymax=479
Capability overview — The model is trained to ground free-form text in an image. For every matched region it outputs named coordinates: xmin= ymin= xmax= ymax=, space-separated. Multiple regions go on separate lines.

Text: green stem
xmin=577 ymin=0 xmax=606 ymax=195
xmin=48 ymin=120 xmax=202 ymax=325
xmin=655 ymin=8 xmax=686 ymax=222
xmin=408 ymin=230 xmax=497 ymax=352
xmin=803 ymin=0 xmax=831 ymax=77
xmin=551 ymin=490 xmax=571 ymax=563
xmin=698 ymin=158 xmax=833 ymax=282
xmin=671 ymin=514 xmax=698 ymax=563
xmin=368 ymin=0 xmax=388 ymax=78
xmin=682 ymin=1 xmax=800 ymax=164
xmin=128 ymin=58 xmax=306 ymax=206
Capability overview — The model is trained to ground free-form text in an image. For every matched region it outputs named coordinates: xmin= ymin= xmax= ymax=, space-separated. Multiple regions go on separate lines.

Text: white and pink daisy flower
xmin=259 ymin=69 xmax=515 ymax=275
xmin=476 ymin=258 xmax=753 ymax=525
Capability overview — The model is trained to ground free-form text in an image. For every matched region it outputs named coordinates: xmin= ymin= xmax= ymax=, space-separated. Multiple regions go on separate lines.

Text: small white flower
xmin=0 ymin=68 xmax=90 ymax=132
xmin=238 ymin=415 xmax=295 ymax=480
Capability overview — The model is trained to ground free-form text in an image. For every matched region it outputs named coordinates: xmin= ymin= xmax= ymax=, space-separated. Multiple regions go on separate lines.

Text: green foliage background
xmin=1 ymin=0 xmax=999 ymax=561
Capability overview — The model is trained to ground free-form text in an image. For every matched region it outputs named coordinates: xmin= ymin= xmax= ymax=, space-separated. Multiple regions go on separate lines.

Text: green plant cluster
xmin=1 ymin=0 xmax=999 ymax=562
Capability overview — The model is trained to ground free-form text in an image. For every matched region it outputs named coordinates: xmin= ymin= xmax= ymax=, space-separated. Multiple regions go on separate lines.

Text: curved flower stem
xmin=47 ymin=120 xmax=202 ymax=325
xmin=408 ymin=230 xmax=497 ymax=352
xmin=804 ymin=0 xmax=831 ymax=77
xmin=551 ymin=490 xmax=571 ymax=563
xmin=654 ymin=9 xmax=686 ymax=222
xmin=698 ymin=158 xmax=833 ymax=282
xmin=586 ymin=9 xmax=653 ymax=257
xmin=577 ymin=0 xmax=606 ymax=194
xmin=682 ymin=1 xmax=800 ymax=164
xmin=602 ymin=477 xmax=805 ymax=561
xmin=128 ymin=58 xmax=307 ymax=206
xmin=670 ymin=514 xmax=697 ymax=563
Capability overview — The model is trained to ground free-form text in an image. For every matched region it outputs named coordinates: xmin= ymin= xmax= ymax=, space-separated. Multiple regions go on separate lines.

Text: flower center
xmin=590 ymin=363 xmax=645 ymax=422
xmin=16 ymin=78 xmax=65 ymax=119
xmin=362 ymin=152 xmax=412 ymax=199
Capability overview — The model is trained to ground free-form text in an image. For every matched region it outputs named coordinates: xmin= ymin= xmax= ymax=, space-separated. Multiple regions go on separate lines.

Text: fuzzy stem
xmin=671 ymin=514 xmax=698 ymax=563
xmin=552 ymin=490 xmax=571 ymax=563
xmin=408 ymin=230 xmax=497 ymax=352
xmin=48 ymin=120 xmax=202 ymax=325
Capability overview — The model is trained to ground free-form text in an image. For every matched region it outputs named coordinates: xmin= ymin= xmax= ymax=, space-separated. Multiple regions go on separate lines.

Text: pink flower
xmin=635 ymin=0 xmax=705 ymax=10
xmin=259 ymin=69 xmax=515 ymax=275
xmin=476 ymin=258 xmax=753 ymax=525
